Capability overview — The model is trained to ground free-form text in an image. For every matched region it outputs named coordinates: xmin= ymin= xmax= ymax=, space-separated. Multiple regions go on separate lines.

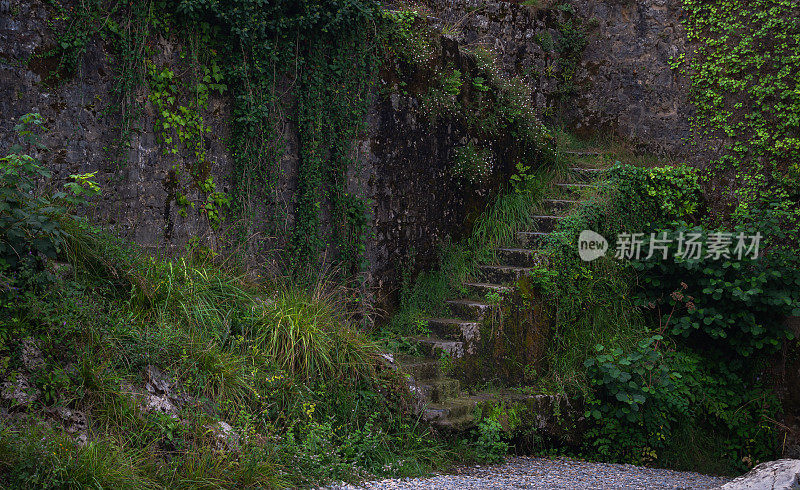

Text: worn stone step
xmin=445 ymin=299 xmax=494 ymax=322
xmin=542 ymin=199 xmax=582 ymax=213
xmin=516 ymin=231 xmax=550 ymax=248
xmin=531 ymin=215 xmax=564 ymax=233
xmin=569 ymin=167 xmax=606 ymax=181
xmin=423 ymin=394 xmax=495 ymax=427
xmin=564 ymin=149 xmax=602 ymax=156
xmin=427 ymin=317 xmax=480 ymax=342
xmin=422 ymin=397 xmax=477 ymax=423
xmin=553 ymin=182 xmax=599 ymax=199
xmin=396 ymin=354 xmax=440 ymax=381
xmin=420 ymin=377 xmax=461 ymax=403
xmin=463 ymin=282 xmax=512 ymax=299
xmin=410 ymin=336 xmax=465 ymax=358
xmin=437 ymin=414 xmax=476 ymax=430
xmin=476 ymin=265 xmax=532 ymax=284
xmin=496 ymin=247 xmax=547 ymax=267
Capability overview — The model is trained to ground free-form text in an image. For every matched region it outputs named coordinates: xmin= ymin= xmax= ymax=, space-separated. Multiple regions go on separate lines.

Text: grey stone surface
xmin=421 ymin=0 xmax=692 ymax=157
xmin=719 ymin=459 xmax=800 ymax=490
xmin=0 ymin=0 xmax=502 ymax=311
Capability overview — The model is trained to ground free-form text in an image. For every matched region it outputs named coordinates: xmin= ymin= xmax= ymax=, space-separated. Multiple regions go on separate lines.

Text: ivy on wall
xmin=675 ymin=0 xmax=800 ymax=222
xmin=173 ymin=0 xmax=381 ymax=274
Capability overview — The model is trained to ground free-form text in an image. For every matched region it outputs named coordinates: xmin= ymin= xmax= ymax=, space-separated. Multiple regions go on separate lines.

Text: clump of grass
xmin=0 ymin=424 xmax=155 ymax=489
xmin=253 ymin=279 xmax=378 ymax=380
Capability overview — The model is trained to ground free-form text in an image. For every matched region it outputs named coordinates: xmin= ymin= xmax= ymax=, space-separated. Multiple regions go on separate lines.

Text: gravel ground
xmin=329 ymin=456 xmax=732 ymax=489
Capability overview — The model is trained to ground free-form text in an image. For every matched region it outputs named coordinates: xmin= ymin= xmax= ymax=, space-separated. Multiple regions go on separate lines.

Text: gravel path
xmin=331 ymin=456 xmax=731 ymax=489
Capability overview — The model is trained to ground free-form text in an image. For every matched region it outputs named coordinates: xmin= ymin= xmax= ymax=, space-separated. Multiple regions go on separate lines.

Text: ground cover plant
xmin=0 ymin=118 xmax=457 ymax=487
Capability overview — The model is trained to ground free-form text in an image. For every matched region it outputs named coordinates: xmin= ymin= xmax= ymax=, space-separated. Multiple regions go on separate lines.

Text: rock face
xmin=421 ymin=0 xmax=691 ymax=157
xmin=718 ymin=459 xmax=800 ymax=490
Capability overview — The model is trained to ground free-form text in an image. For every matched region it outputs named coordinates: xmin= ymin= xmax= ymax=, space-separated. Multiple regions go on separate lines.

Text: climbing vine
xmin=676 ymin=0 xmax=800 ymax=221
xmin=173 ymin=0 xmax=381 ymax=274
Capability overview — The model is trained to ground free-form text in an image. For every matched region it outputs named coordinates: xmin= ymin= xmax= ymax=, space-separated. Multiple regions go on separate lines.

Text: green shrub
xmin=0 ymin=114 xmax=99 ymax=270
xmin=253 ymin=281 xmax=378 ymax=380
xmin=583 ymin=338 xmax=779 ymax=473
xmin=633 ymin=223 xmax=800 ymax=356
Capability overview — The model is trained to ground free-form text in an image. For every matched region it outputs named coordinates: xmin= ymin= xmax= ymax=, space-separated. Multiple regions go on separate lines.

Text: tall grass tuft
xmin=253 ymin=278 xmax=378 ymax=380
xmin=0 ymin=424 xmax=156 ymax=489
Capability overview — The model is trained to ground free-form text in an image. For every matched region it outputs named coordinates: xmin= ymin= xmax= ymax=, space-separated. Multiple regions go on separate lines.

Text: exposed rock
xmin=144 ymin=393 xmax=178 ymax=417
xmin=21 ymin=337 xmax=44 ymax=372
xmin=49 ymin=406 xmax=89 ymax=444
xmin=206 ymin=421 xmax=240 ymax=451
xmin=718 ymin=459 xmax=800 ymax=490
xmin=379 ymin=353 xmax=397 ymax=370
xmin=1 ymin=375 xmax=39 ymax=406
xmin=144 ymin=364 xmax=173 ymax=395
xmin=51 ymin=406 xmax=88 ymax=433
xmin=142 ymin=365 xmax=180 ymax=417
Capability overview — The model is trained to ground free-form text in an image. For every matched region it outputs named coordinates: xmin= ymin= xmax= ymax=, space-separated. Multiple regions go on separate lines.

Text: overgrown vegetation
xmin=9 ymin=0 xmax=800 ymax=484
xmin=0 ymin=118 xmax=456 ymax=487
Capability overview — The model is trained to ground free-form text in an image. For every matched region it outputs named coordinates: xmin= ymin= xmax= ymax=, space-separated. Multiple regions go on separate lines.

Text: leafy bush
xmin=475 ymin=413 xmax=509 ymax=463
xmin=0 ymin=114 xmax=99 ymax=269
xmin=584 ymin=337 xmax=779 ymax=473
xmin=608 ymin=163 xmax=702 ymax=223
xmin=633 ymin=223 xmax=800 ymax=356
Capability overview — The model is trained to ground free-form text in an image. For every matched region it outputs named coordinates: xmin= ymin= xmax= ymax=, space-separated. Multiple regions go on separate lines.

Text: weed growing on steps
xmin=387 ymin=174 xmax=551 ymax=337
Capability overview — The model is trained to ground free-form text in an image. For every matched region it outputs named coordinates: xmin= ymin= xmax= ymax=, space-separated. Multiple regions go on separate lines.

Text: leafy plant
xmin=474 ymin=413 xmax=509 ymax=463
xmin=0 ymin=114 xmax=99 ymax=269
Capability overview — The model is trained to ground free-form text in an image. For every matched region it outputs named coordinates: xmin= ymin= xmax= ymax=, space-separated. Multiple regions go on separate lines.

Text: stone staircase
xmin=398 ymin=151 xmax=610 ymax=429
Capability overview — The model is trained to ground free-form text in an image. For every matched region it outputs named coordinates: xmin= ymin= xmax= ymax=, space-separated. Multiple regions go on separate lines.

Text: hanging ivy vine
xmin=174 ymin=0 xmax=382 ymax=274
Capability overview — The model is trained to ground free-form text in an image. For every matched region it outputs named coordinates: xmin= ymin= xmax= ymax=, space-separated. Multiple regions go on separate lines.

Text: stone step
xmin=463 ymin=282 xmax=512 ymax=299
xmin=531 ymin=215 xmax=564 ymax=233
xmin=427 ymin=317 xmax=480 ymax=342
xmin=476 ymin=265 xmax=532 ymax=284
xmin=564 ymin=149 xmax=602 ymax=156
xmin=569 ymin=167 xmax=606 ymax=180
xmin=542 ymin=199 xmax=582 ymax=213
xmin=445 ymin=299 xmax=494 ymax=321
xmin=437 ymin=414 xmax=476 ymax=430
xmin=419 ymin=377 xmax=461 ymax=403
xmin=516 ymin=231 xmax=550 ymax=248
xmin=496 ymin=247 xmax=547 ymax=267
xmin=396 ymin=354 xmax=440 ymax=381
xmin=422 ymin=397 xmax=478 ymax=422
xmin=553 ymin=182 xmax=598 ymax=199
xmin=410 ymin=336 xmax=465 ymax=358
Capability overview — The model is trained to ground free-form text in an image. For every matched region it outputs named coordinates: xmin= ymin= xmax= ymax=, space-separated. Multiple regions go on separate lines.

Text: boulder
xmin=719 ymin=459 xmax=800 ymax=490
xmin=206 ymin=421 xmax=240 ymax=451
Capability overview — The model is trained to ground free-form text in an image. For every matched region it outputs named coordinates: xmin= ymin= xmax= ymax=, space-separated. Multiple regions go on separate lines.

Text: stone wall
xmin=0 ymin=4 xmax=233 ymax=248
xmin=0 ymin=0 xmax=700 ymax=307
xmin=0 ymin=0 xmax=498 ymax=309
xmin=421 ymin=0 xmax=692 ymax=157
